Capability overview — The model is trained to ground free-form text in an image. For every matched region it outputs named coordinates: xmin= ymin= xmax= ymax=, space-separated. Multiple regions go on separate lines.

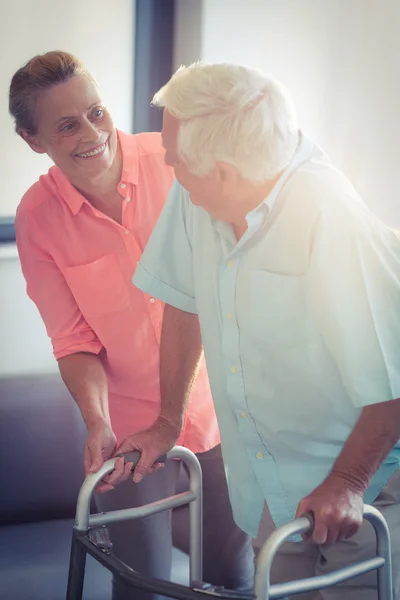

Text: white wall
xmin=174 ymin=0 xmax=400 ymax=226
xmin=0 ymin=250 xmax=57 ymax=376
xmin=0 ymin=0 xmax=135 ymax=376
xmin=173 ymin=0 xmax=202 ymax=70
xmin=0 ymin=0 xmax=135 ymax=217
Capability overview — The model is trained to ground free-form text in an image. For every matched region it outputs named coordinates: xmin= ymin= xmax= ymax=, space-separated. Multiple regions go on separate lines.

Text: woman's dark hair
xmin=9 ymin=50 xmax=88 ymax=134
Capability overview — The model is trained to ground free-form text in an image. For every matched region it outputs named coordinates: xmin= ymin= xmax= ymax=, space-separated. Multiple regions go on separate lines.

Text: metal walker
xmin=66 ymin=447 xmax=393 ymax=600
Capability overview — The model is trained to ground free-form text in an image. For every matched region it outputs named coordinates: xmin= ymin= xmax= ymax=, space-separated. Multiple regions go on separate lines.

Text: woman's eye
xmin=92 ymin=108 xmax=104 ymax=119
xmin=60 ymin=123 xmax=75 ymax=133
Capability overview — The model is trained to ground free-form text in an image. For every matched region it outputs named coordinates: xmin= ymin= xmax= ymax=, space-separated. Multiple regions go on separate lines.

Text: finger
xmin=331 ymin=519 xmax=359 ymax=544
xmin=119 ymin=461 xmax=134 ymax=483
xmin=323 ymin=508 xmax=361 ymax=545
xmin=84 ymin=446 xmax=92 ymax=476
xmin=107 ymin=461 xmax=134 ymax=487
xmin=84 ymin=444 xmax=104 ymax=475
xmin=132 ymin=452 xmax=159 ymax=483
xmin=153 ymin=461 xmax=165 ymax=470
xmin=312 ymin=519 xmax=328 ymax=545
xmin=325 ymin=524 xmax=340 ymax=545
xmin=295 ymin=499 xmax=309 ymax=520
xmin=113 ymin=456 xmax=125 ymax=475
xmin=95 ymin=482 xmax=115 ymax=494
xmin=95 ymin=461 xmax=129 ymax=492
xmin=296 ymin=500 xmax=313 ymax=539
xmin=346 ymin=520 xmax=361 ymax=540
xmin=103 ymin=457 xmax=126 ymax=487
xmin=89 ymin=448 xmax=104 ymax=474
xmin=141 ymin=462 xmax=165 ymax=478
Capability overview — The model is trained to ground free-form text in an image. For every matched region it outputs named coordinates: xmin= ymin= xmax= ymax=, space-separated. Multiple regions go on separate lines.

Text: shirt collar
xmin=246 ymin=131 xmax=316 ymax=223
xmin=51 ymin=129 xmax=139 ymax=216
xmin=212 ymin=131 xmax=315 ymax=243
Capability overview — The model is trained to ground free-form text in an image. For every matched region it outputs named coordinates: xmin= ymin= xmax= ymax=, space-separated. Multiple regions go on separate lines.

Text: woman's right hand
xmin=84 ymin=422 xmax=133 ymax=493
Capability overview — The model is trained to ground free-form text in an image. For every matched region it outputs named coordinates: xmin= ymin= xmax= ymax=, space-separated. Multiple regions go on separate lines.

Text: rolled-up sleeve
xmin=133 ymin=180 xmax=197 ymax=314
xmin=310 ymin=209 xmax=400 ymax=408
xmin=15 ymin=210 xmax=103 ymax=360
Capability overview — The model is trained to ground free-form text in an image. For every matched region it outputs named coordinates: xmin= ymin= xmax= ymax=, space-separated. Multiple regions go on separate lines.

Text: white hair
xmin=153 ymin=62 xmax=299 ymax=183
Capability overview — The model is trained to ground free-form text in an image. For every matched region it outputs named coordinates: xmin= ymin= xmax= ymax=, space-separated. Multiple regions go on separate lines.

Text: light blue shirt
xmin=133 ymin=134 xmax=400 ymax=538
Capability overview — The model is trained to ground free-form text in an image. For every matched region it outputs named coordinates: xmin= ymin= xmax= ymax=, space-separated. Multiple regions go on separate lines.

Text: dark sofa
xmin=0 ymin=373 xmax=189 ymax=600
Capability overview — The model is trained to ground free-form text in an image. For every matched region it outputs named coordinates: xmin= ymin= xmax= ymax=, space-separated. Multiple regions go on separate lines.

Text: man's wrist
xmin=156 ymin=413 xmax=183 ymax=437
xmin=327 ymin=469 xmax=368 ymax=496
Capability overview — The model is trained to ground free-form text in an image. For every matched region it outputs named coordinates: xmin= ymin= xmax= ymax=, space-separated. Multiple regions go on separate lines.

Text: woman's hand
xmin=84 ymin=421 xmax=132 ymax=493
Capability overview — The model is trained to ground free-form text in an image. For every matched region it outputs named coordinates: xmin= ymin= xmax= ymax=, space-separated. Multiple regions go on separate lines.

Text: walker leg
xmin=66 ymin=530 xmax=87 ymax=600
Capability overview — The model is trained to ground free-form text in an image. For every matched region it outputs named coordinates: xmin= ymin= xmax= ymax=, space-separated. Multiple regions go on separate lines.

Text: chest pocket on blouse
xmin=64 ymin=253 xmax=130 ymax=319
xmin=250 ymin=270 xmax=312 ymax=349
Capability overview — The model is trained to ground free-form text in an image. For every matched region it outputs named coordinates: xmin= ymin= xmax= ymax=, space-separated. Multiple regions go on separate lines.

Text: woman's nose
xmin=80 ymin=119 xmax=100 ymax=143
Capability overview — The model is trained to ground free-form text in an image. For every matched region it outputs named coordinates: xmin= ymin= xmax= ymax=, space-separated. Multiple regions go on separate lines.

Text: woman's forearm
xmin=58 ymin=351 xmax=110 ymax=429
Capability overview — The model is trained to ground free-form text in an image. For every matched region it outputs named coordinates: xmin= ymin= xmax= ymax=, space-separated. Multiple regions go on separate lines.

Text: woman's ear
xmin=17 ymin=128 xmax=46 ymax=154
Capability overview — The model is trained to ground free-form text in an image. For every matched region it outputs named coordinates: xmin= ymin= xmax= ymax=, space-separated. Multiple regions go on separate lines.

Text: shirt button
xmin=240 ymin=411 xmax=247 ymax=418
xmin=149 ymin=297 xmax=155 ymax=303
xmin=226 ymin=260 xmax=234 ymax=267
xmin=120 ymin=183 xmax=126 ymax=189
xmin=124 ymin=230 xmax=129 ymax=235
xmin=256 ymin=452 xmax=264 ymax=460
xmin=226 ymin=312 xmax=232 ymax=319
xmin=125 ymin=196 xmax=131 ymax=203
xmin=230 ymin=365 xmax=237 ymax=374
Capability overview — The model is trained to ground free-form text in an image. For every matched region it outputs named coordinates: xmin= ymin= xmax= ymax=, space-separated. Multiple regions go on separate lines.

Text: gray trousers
xmin=253 ymin=471 xmax=400 ymax=600
xmin=95 ymin=444 xmax=254 ymax=600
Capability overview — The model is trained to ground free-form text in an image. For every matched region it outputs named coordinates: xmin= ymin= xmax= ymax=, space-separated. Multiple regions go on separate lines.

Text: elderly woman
xmin=9 ymin=52 xmax=254 ymax=600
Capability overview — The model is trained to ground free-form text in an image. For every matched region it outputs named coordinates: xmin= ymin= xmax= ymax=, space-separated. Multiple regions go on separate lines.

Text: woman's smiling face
xmin=22 ymin=74 xmax=118 ymax=183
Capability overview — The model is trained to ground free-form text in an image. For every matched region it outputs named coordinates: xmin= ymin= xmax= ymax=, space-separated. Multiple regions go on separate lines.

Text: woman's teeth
xmin=76 ymin=143 xmax=106 ymax=158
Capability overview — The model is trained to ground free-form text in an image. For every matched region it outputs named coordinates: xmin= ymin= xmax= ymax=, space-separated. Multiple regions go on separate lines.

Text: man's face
xmin=161 ymin=110 xmax=225 ymax=218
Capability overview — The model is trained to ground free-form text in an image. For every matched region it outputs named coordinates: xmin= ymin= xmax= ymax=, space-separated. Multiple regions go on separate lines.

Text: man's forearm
xmin=58 ymin=351 xmax=110 ymax=429
xmin=159 ymin=304 xmax=203 ymax=432
xmin=330 ymin=398 xmax=400 ymax=492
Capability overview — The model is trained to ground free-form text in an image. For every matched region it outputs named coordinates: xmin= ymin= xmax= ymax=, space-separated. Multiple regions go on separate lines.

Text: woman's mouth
xmin=75 ymin=140 xmax=108 ymax=159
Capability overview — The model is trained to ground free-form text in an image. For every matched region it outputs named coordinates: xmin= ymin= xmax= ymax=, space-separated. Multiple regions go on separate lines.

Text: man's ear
xmin=215 ymin=162 xmax=239 ymax=194
xmin=17 ymin=128 xmax=46 ymax=154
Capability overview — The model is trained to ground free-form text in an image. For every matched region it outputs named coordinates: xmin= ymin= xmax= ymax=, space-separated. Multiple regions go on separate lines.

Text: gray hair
xmin=153 ymin=62 xmax=299 ymax=183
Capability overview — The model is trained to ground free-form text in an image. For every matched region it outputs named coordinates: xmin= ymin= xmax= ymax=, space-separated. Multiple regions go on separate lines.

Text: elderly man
xmin=129 ymin=62 xmax=400 ymax=599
